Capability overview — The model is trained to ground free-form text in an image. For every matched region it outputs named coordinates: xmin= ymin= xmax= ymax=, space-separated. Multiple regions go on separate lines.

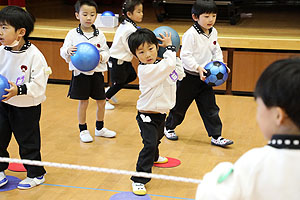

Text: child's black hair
xmin=128 ymin=28 xmax=158 ymax=57
xmin=254 ymin=57 xmax=300 ymax=129
xmin=119 ymin=0 xmax=143 ymax=23
xmin=74 ymin=0 xmax=98 ymax=13
xmin=192 ymin=0 xmax=218 ymax=18
xmin=0 ymin=6 xmax=35 ymax=41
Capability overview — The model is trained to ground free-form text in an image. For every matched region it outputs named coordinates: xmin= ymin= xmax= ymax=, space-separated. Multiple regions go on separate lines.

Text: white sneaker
xmin=80 ymin=130 xmax=93 ymax=143
xmin=132 ymin=182 xmax=146 ymax=196
xmin=154 ymin=156 xmax=168 ymax=164
xmin=95 ymin=128 xmax=116 ymax=138
xmin=0 ymin=171 xmax=8 ymax=187
xmin=105 ymin=101 xmax=115 ymax=110
xmin=211 ymin=136 xmax=234 ymax=147
xmin=164 ymin=127 xmax=178 ymax=140
xmin=17 ymin=174 xmax=45 ymax=190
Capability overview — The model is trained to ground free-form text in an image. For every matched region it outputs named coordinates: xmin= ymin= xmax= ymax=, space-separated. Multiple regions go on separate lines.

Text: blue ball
xmin=204 ymin=61 xmax=228 ymax=86
xmin=153 ymin=26 xmax=180 ymax=58
xmin=71 ymin=42 xmax=100 ymax=72
xmin=0 ymin=74 xmax=10 ymax=100
xmin=102 ymin=11 xmax=115 ymax=16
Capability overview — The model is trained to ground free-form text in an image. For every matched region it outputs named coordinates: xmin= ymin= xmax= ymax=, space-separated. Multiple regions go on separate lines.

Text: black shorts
xmin=68 ymin=72 xmax=105 ymax=100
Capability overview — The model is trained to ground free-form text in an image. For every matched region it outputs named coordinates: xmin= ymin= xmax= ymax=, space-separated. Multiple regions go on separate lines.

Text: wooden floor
xmin=1 ymin=1 xmax=294 ymax=199
xmin=2 ymin=84 xmax=266 ymax=200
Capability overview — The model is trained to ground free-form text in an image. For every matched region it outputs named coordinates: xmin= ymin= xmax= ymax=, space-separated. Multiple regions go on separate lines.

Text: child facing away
xmin=127 ymin=28 xmax=185 ymax=195
xmin=195 ymin=58 xmax=300 ymax=200
xmin=105 ymin=0 xmax=143 ymax=110
xmin=164 ymin=0 xmax=233 ymax=147
xmin=60 ymin=0 xmax=116 ymax=143
xmin=0 ymin=6 xmax=51 ymax=189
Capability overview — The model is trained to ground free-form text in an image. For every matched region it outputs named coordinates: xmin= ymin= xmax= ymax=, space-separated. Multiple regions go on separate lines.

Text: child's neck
xmin=200 ymin=26 xmax=210 ymax=35
xmin=12 ymin=38 xmax=25 ymax=51
xmin=80 ymin=25 xmax=94 ymax=33
xmin=126 ymin=17 xmax=137 ymax=24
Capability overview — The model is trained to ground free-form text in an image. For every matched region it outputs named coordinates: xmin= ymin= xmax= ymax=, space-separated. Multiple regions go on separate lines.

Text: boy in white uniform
xmin=196 ymin=58 xmax=300 ymax=200
xmin=127 ymin=28 xmax=185 ymax=195
xmin=164 ymin=0 xmax=233 ymax=147
xmin=60 ymin=0 xmax=116 ymax=143
xmin=0 ymin=6 xmax=50 ymax=189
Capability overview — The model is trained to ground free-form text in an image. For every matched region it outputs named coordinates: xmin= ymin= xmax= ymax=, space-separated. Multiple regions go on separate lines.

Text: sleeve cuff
xmin=17 ymin=84 xmax=27 ymax=95
xmin=166 ymin=45 xmax=176 ymax=52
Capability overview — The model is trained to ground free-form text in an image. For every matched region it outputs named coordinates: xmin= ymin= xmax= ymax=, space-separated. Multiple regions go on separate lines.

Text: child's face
xmin=256 ymin=97 xmax=278 ymax=140
xmin=75 ymin=5 xmax=97 ymax=30
xmin=193 ymin=12 xmax=217 ymax=32
xmin=135 ymin=42 xmax=158 ymax=64
xmin=0 ymin=22 xmax=22 ymax=46
xmin=127 ymin=4 xmax=143 ymax=23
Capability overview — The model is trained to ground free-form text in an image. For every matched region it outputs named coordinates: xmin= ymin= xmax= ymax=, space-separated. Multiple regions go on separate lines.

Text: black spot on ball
xmin=213 ymin=61 xmax=221 ymax=67
xmin=216 ymin=72 xmax=224 ymax=79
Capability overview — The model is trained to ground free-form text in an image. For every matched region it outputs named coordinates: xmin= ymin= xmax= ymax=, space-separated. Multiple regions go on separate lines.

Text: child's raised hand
xmin=2 ymin=81 xmax=18 ymax=101
xmin=157 ymin=32 xmax=172 ymax=48
xmin=67 ymin=46 xmax=77 ymax=56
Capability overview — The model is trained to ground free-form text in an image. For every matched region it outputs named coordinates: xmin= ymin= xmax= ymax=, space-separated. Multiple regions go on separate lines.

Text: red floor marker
xmin=8 ymin=163 xmax=26 ymax=172
xmin=153 ymin=157 xmax=181 ymax=168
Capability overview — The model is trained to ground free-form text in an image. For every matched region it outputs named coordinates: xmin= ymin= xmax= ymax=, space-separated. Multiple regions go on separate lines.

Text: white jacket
xmin=60 ymin=25 xmax=110 ymax=76
xmin=0 ymin=43 xmax=50 ymax=107
xmin=137 ymin=48 xmax=185 ymax=113
xmin=196 ymin=134 xmax=300 ymax=200
xmin=181 ymin=24 xmax=223 ymax=73
xmin=109 ymin=20 xmax=137 ymax=62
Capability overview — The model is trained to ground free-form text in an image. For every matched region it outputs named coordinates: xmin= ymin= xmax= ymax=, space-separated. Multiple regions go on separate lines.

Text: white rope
xmin=0 ymin=157 xmax=202 ymax=184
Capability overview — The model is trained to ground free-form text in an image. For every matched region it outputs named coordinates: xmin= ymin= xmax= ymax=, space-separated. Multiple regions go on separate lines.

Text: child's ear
xmin=126 ymin=11 xmax=132 ymax=19
xmin=75 ymin=12 xmax=80 ymax=20
xmin=275 ymin=107 xmax=287 ymax=126
xmin=18 ymin=28 xmax=26 ymax=37
xmin=192 ymin=14 xmax=199 ymax=21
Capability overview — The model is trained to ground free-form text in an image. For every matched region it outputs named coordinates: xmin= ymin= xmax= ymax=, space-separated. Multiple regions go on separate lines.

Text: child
xmin=127 ymin=28 xmax=185 ymax=195
xmin=195 ymin=58 xmax=300 ymax=200
xmin=60 ymin=0 xmax=116 ymax=143
xmin=164 ymin=0 xmax=233 ymax=147
xmin=0 ymin=6 xmax=50 ymax=189
xmin=105 ymin=0 xmax=143 ymax=110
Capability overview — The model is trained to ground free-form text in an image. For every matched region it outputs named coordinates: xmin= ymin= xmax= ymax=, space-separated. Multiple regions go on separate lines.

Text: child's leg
xmin=165 ymin=74 xmax=197 ymax=130
xmin=78 ymin=99 xmax=89 ymax=125
xmin=68 ymin=73 xmax=93 ymax=142
xmin=154 ymin=115 xmax=167 ymax=161
xmin=96 ymin=100 xmax=105 ymax=122
xmin=0 ymin=102 xmax=12 ymax=172
xmin=93 ymin=72 xmax=116 ymax=137
xmin=78 ymin=100 xmax=93 ymax=142
xmin=195 ymin=83 xmax=222 ymax=137
xmin=106 ymin=59 xmax=136 ymax=100
xmin=195 ymin=84 xmax=233 ymax=147
xmin=94 ymin=99 xmax=116 ymax=137
xmin=131 ymin=112 xmax=161 ymax=184
xmin=11 ymin=105 xmax=46 ymax=178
